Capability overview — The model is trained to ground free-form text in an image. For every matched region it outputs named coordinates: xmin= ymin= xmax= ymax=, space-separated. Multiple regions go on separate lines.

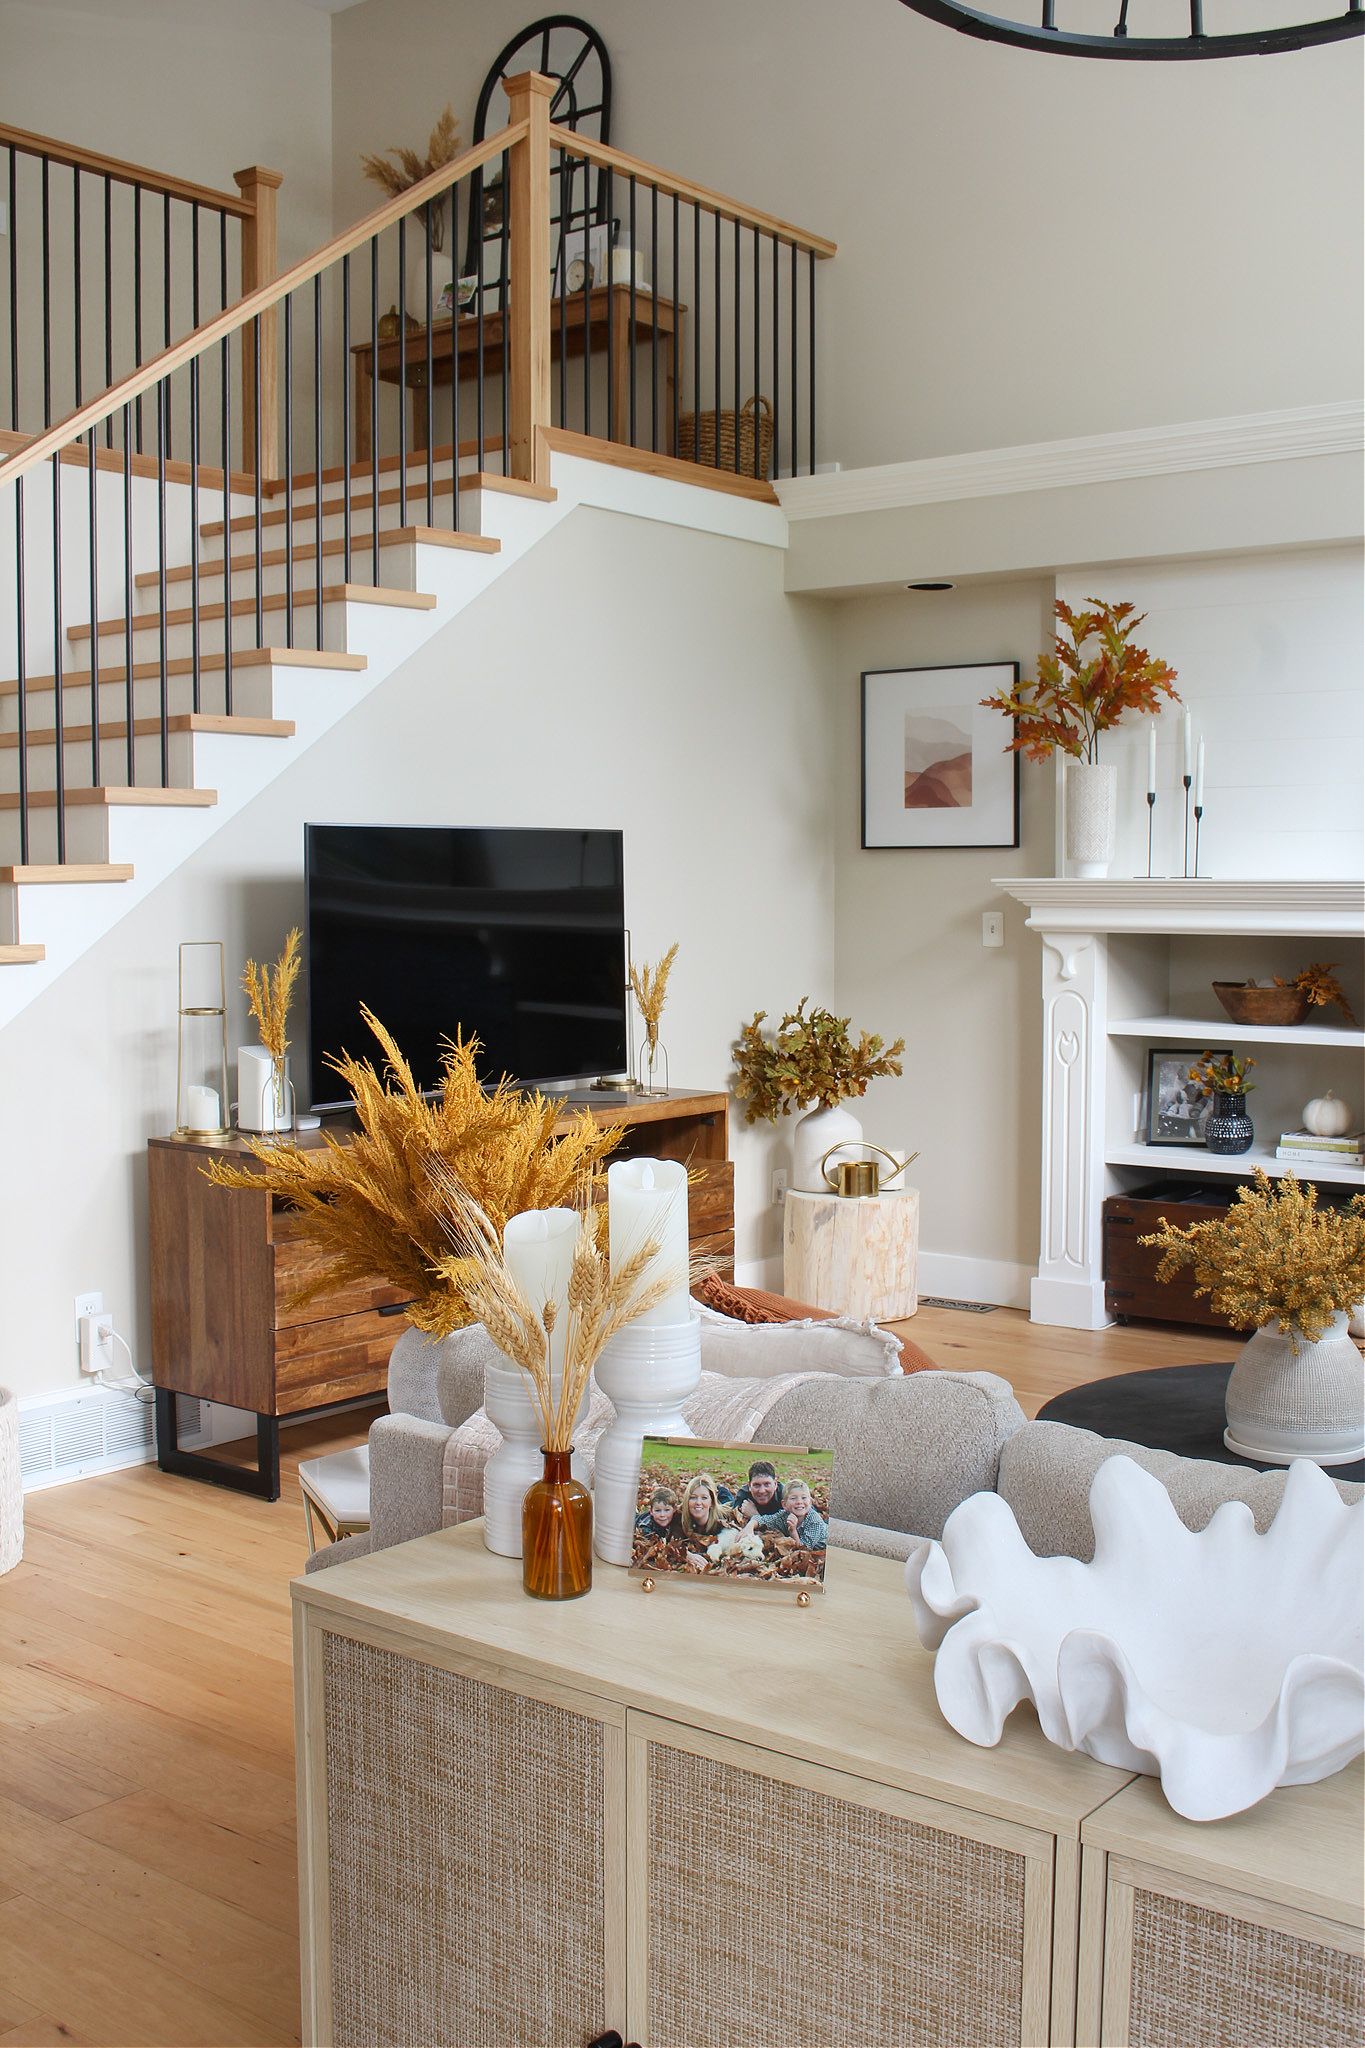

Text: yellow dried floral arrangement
xmin=630 ymin=942 xmax=678 ymax=1056
xmin=360 ymin=105 xmax=461 ymax=250
xmin=241 ymin=927 xmax=300 ymax=1065
xmin=1139 ymin=1169 xmax=1365 ymax=1345
xmin=1275 ymin=961 xmax=1357 ymax=1025
xmin=209 ymin=1009 xmax=622 ymax=1336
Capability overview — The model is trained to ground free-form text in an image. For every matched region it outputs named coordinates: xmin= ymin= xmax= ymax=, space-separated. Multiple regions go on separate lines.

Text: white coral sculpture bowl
xmin=904 ymin=1456 xmax=1364 ymax=1822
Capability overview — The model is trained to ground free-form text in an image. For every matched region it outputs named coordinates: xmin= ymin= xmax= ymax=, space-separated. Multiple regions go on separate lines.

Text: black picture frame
xmin=1145 ymin=1046 xmax=1232 ymax=1147
xmin=861 ymin=661 xmax=1021 ymax=850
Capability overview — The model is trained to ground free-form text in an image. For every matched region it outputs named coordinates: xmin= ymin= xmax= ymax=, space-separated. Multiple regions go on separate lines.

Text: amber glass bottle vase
xmin=522 ymin=1449 xmax=593 ymax=1600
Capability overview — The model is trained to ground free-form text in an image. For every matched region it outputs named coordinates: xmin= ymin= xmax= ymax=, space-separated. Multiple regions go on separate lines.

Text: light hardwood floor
xmin=0 ymin=1308 xmax=1240 ymax=2046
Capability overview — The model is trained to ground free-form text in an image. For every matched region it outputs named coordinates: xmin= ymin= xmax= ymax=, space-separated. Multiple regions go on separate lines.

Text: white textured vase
xmin=906 ymin=1455 xmax=1364 ymax=1822
xmin=1224 ymin=1314 xmax=1365 ymax=1467
xmin=483 ymin=1356 xmax=589 ymax=1558
xmin=1065 ymin=760 xmax=1118 ymax=878
xmin=592 ymin=1314 xmax=702 ymax=1565
xmin=791 ymin=1101 xmax=864 ymax=1194
xmin=0 ymin=1387 xmax=22 ymax=1575
xmin=407 ymin=247 xmax=454 ymax=322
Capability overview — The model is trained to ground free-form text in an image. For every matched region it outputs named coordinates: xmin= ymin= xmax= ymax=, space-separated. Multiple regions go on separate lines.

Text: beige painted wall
xmin=330 ymin=0 xmax=1363 ymax=469
xmin=2 ymin=505 xmax=836 ymax=1400
xmin=830 ymin=581 xmax=1056 ymax=1302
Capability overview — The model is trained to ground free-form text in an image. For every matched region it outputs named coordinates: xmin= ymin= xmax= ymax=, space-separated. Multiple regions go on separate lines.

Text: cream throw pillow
xmin=695 ymin=1303 xmax=903 ymax=1380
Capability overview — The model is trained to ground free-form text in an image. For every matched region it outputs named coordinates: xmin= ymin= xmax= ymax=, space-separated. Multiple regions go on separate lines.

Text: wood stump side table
xmin=782 ymin=1186 xmax=919 ymax=1320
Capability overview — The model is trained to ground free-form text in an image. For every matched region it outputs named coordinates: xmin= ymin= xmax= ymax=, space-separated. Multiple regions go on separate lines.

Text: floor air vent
xmin=18 ymin=1384 xmax=159 ymax=1491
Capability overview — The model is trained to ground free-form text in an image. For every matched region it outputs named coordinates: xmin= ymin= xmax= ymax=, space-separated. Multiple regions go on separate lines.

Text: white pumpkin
xmin=1302 ymin=1090 xmax=1354 ymax=1137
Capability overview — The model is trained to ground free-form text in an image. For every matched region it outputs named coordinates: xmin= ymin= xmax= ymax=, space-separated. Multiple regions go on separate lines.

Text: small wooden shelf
xmin=1108 ymin=1013 xmax=1364 ymax=1050
xmin=1105 ymin=1140 xmax=1364 ymax=1186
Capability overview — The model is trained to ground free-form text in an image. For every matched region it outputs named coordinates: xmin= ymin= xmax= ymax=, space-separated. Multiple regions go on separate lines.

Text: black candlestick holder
xmin=1182 ymin=775 xmax=1193 ymax=877
xmin=1146 ymin=790 xmax=1156 ymax=877
xmin=1193 ymin=804 xmax=1203 ymax=878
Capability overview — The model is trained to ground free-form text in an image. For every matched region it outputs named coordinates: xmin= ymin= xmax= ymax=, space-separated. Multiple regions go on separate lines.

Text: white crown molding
xmin=775 ymin=403 xmax=1365 ymax=523
xmin=991 ymin=876 xmax=1365 ymax=938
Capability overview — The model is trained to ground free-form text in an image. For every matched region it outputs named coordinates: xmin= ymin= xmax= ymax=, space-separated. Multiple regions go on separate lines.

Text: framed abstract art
xmin=861 ymin=661 xmax=1020 ymax=850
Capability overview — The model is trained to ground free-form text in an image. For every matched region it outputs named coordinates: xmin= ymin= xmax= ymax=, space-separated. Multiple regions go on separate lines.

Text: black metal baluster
xmin=156 ymin=378 xmax=168 ymax=787
xmin=134 ymin=182 xmax=143 ymax=451
xmin=791 ymin=237 xmax=799 ymax=480
xmin=732 ymin=216 xmax=741 ymax=472
xmin=252 ymin=316 xmax=263 ymax=645
xmin=499 ymin=149 xmax=509 ymax=473
xmin=808 ymin=247 xmax=816 ymax=476
xmin=398 ymin=216 xmax=407 ymax=533
xmin=370 ymin=234 xmax=379 ymax=587
xmin=342 ymin=254 xmax=352 ymax=584
xmin=284 ymin=293 xmax=294 ymax=650
xmin=628 ymin=173 xmax=637 ymax=448
xmin=8 ymin=149 xmax=18 ymax=433
xmin=692 ymin=200 xmax=700 ymax=469
xmin=103 ymin=176 xmax=112 ymax=446
xmin=556 ymin=150 xmax=567 ymax=432
xmin=712 ymin=208 xmax=721 ymax=468
xmin=313 ymin=271 xmax=323 ymax=651
xmin=581 ymin=157 xmax=591 ymax=437
xmin=425 ymin=198 xmax=434 ymax=528
xmin=605 ymin=168 xmax=615 ymax=443
xmin=41 ymin=156 xmax=51 ymax=428
xmin=650 ymin=180 xmax=658 ymax=453
xmin=752 ymin=223 xmax=761 ymax=476
xmin=122 ymin=405 xmax=134 ymax=774
xmin=52 ymin=435 xmax=65 ymax=855
xmin=14 ymin=473 xmax=27 ymax=863
xmin=475 ymin=183 xmax=485 ymax=476
xmin=163 ymin=190 xmax=172 ymax=457
xmin=87 ymin=429 xmax=99 ymax=788
xmin=73 ymin=167 xmax=82 ymax=412
xmin=190 ymin=348 xmax=201 ymax=713
xmin=772 ymin=233 xmax=780 ymax=482
xmin=671 ymin=190 xmax=679 ymax=460
xmin=220 ymin=219 xmax=232 ymax=716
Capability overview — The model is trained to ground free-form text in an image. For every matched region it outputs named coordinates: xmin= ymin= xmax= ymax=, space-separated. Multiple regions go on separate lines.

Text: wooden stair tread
xmin=0 ymin=786 xmax=217 ymax=810
xmin=138 ymin=525 xmax=498 ymax=589
xmin=69 ymin=584 xmax=437 ymax=642
xmin=202 ymin=467 xmax=552 ymax=541
xmin=0 ymin=864 xmax=134 ymax=883
xmin=0 ymin=943 xmax=45 ymax=963
xmin=0 ymin=714 xmax=294 ymax=750
xmin=0 ymin=646 xmax=369 ymax=696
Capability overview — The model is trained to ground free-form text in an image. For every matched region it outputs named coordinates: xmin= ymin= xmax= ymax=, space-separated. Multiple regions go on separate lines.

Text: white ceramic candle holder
xmin=592 ymin=1311 xmax=702 ymax=1565
xmin=482 ymin=1355 xmax=589 ymax=1559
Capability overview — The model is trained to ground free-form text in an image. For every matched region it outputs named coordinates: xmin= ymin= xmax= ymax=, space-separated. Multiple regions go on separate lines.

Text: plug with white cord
xmin=78 ymin=1312 xmax=155 ymax=1400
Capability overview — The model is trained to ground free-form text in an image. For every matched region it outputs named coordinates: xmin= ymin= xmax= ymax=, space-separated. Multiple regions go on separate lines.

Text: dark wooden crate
xmin=1103 ymin=1182 xmax=1252 ymax=1331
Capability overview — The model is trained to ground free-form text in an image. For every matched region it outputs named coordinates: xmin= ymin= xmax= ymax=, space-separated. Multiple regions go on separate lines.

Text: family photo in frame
xmin=630 ymin=1440 xmax=832 ymax=1593
xmin=1145 ymin=1046 xmax=1231 ymax=1146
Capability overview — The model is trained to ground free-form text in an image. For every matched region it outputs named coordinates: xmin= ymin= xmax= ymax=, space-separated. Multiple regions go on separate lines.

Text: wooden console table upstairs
xmin=148 ymin=1087 xmax=730 ymax=1501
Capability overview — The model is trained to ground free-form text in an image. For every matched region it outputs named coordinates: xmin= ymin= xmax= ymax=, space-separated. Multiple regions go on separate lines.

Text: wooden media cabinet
xmin=148 ymin=1087 xmax=731 ymax=1500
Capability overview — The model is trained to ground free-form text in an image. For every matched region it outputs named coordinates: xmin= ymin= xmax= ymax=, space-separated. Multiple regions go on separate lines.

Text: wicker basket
xmin=0 ymin=1386 xmax=22 ymax=1575
xmin=678 ymin=394 xmax=774 ymax=479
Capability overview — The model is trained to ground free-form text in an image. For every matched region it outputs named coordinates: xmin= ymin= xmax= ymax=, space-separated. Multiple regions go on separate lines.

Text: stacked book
xmin=1275 ymin=1128 xmax=1365 ymax=1170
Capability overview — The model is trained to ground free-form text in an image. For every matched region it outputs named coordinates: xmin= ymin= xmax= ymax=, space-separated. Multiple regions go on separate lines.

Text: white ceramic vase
xmin=0 ymin=1386 xmax=22 ymax=1575
xmin=591 ymin=1313 xmax=702 ymax=1565
xmin=1223 ymin=1313 xmax=1365 ymax=1467
xmin=407 ymin=246 xmax=454 ymax=322
xmin=483 ymin=1355 xmax=589 ymax=1559
xmin=791 ymin=1101 xmax=864 ymax=1194
xmin=1065 ymin=760 xmax=1118 ymax=878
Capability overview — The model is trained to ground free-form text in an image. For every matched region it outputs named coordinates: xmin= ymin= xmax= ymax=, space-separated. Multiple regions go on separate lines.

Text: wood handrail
xmin=546 ymin=123 xmax=837 ymax=258
xmin=0 ymin=121 xmax=254 ymax=218
xmin=0 ymin=124 xmax=528 ymax=492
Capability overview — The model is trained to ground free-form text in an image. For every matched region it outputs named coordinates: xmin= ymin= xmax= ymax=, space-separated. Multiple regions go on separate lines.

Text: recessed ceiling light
xmin=907 ymin=580 xmax=954 ymax=591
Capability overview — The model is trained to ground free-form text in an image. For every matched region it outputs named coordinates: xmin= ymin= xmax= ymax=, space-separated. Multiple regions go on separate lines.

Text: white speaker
xmin=237 ymin=1046 xmax=291 ymax=1132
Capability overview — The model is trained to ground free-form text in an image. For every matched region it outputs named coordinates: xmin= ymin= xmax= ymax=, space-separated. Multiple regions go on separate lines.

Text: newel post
xmin=503 ymin=72 xmax=554 ymax=486
xmin=234 ymin=164 xmax=283 ymax=479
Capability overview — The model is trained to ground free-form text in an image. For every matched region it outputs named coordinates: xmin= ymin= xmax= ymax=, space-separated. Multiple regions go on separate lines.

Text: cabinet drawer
xmin=687 ymin=1159 xmax=734 ymax=1234
xmin=273 ymin=1307 xmax=404 ymax=1413
xmin=272 ymin=1214 xmax=414 ymax=1329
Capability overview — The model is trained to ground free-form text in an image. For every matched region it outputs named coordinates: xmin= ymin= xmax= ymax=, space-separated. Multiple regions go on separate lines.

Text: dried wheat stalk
xmin=629 ymin=942 xmax=678 ymax=1054
xmin=241 ymin=928 xmax=300 ymax=1065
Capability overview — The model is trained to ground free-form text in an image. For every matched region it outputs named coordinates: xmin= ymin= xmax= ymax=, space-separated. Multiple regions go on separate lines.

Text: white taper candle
xmin=1147 ymin=720 xmax=1157 ymax=795
xmin=1183 ymin=711 xmax=1192 ymax=779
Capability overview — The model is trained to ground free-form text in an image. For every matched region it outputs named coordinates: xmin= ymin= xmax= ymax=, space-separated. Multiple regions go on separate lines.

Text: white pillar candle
xmin=1182 ymin=711 xmax=1193 ymax=779
xmin=1195 ymin=736 xmax=1205 ymax=807
xmin=186 ymin=1084 xmax=220 ymax=1132
xmin=503 ymin=1207 xmax=579 ymax=1380
xmin=1147 ymin=720 xmax=1157 ymax=795
xmin=607 ymin=1157 xmax=690 ymax=1327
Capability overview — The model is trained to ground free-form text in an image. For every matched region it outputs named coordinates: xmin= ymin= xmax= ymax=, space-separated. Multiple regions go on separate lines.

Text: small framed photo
xmin=1145 ymin=1046 xmax=1231 ymax=1146
xmin=861 ymin=662 xmax=1020 ymax=850
xmin=630 ymin=1440 xmax=832 ymax=1596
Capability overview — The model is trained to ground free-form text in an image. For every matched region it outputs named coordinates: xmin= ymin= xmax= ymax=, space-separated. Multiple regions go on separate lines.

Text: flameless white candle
xmin=1195 ymin=736 xmax=1205 ymax=807
xmin=503 ymin=1208 xmax=579 ymax=1381
xmin=607 ymin=1156 xmax=690 ymax=1327
xmin=186 ymin=1084 xmax=220 ymax=1132
xmin=1183 ymin=711 xmax=1193 ymax=780
xmin=1147 ymin=720 xmax=1157 ymax=795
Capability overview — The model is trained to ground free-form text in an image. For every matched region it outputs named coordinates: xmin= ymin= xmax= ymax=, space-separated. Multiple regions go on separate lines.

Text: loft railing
xmin=0 ymin=76 xmax=834 ymax=867
xmin=0 ymin=123 xmax=278 ymax=462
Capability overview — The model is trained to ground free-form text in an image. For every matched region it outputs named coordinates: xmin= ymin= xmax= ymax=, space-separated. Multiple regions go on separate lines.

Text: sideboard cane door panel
xmin=624 ymin=1714 xmax=1056 ymax=2048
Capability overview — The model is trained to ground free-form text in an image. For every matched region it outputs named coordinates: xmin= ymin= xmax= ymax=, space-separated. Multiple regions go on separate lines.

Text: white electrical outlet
xmin=982 ymin=912 xmax=1004 ymax=948
xmin=771 ymin=1167 xmax=788 ymax=1206
xmin=74 ymin=1290 xmax=103 ymax=1332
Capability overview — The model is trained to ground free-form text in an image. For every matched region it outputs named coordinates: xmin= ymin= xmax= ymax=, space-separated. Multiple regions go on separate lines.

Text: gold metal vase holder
xmin=172 ymin=940 xmax=233 ymax=1143
xmin=820 ymin=1142 xmax=918 ymax=1199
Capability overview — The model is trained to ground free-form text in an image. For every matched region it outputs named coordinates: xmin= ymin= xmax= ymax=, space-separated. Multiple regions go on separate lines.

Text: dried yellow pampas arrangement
xmin=630 ymin=942 xmax=678 ymax=1056
xmin=424 ymin=1160 xmax=681 ymax=1451
xmin=242 ymin=927 xmax=300 ymax=1065
xmin=360 ymin=106 xmax=461 ymax=250
xmin=209 ymin=1009 xmax=622 ymax=1336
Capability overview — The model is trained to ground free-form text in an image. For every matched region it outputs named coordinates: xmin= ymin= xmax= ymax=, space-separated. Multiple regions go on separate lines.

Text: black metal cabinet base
xmin=154 ymin=1388 xmax=281 ymax=1501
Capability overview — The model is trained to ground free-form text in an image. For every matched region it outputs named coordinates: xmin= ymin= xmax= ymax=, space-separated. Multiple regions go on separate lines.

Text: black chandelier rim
xmin=899 ymin=1 xmax=1365 ymax=59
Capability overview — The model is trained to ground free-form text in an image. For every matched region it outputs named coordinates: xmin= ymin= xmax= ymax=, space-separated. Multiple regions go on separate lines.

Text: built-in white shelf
xmin=1106 ymin=1140 xmax=1364 ymax=1186
xmin=1108 ymin=1014 xmax=1364 ymax=1050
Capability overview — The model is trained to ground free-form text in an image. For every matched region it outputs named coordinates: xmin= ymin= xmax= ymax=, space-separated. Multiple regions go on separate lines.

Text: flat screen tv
xmin=304 ymin=824 xmax=626 ymax=1111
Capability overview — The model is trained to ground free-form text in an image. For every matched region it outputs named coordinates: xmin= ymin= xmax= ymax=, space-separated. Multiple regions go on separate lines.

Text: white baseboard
xmin=734 ymin=1250 xmax=1033 ymax=1312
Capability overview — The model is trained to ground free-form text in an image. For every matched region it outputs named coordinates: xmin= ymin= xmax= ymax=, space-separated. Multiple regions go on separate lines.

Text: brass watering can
xmin=820 ymin=1143 xmax=919 ymax=1198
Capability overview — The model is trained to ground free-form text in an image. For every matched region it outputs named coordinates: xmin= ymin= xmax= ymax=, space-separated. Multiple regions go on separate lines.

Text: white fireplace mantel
xmin=991 ymin=876 xmax=1365 ymax=1329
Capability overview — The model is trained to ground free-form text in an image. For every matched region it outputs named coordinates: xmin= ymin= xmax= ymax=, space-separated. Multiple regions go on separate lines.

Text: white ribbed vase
xmin=1065 ymin=760 xmax=1118 ymax=878
xmin=1224 ymin=1314 xmax=1365 ymax=1467
xmin=592 ymin=1314 xmax=702 ymax=1565
xmin=791 ymin=1102 xmax=864 ymax=1193
xmin=482 ymin=1356 xmax=588 ymax=1558
xmin=0 ymin=1387 xmax=21 ymax=1575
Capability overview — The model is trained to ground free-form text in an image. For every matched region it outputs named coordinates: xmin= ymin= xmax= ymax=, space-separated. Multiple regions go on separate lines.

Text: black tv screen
xmin=305 ymin=824 xmax=626 ymax=1110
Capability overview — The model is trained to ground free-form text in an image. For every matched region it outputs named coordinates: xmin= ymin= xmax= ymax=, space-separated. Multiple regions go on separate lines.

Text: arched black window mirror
xmin=898 ymin=1 xmax=1363 ymax=60
xmin=464 ymin=17 xmax=612 ymax=304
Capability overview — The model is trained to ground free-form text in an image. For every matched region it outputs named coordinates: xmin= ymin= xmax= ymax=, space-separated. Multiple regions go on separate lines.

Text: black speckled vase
xmin=1205 ymin=1090 xmax=1254 ymax=1157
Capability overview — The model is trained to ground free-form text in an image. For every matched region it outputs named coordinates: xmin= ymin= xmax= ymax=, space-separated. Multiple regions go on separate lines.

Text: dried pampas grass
xmin=242 ymin=927 xmax=300 ymax=1065
xmin=630 ymin=942 xmax=678 ymax=1054
xmin=360 ymin=106 xmax=460 ymax=251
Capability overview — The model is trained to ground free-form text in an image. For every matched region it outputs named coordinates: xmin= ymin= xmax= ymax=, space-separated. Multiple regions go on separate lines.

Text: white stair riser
xmin=0 ymin=730 xmax=197 ymax=793
xmin=0 ymin=669 xmax=278 ymax=733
